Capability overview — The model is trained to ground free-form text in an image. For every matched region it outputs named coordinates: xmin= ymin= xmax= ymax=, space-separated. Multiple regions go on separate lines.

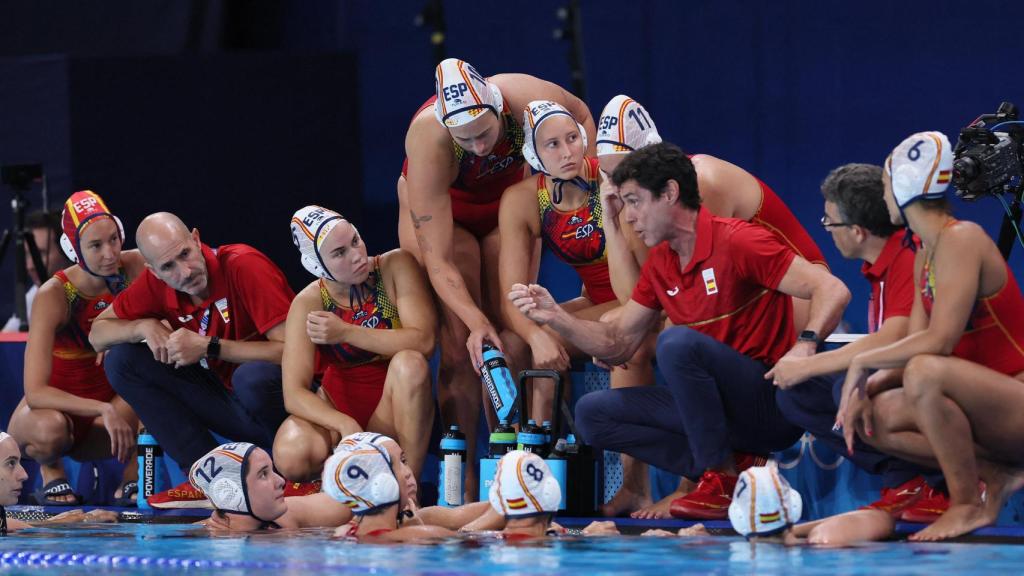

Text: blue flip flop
xmin=31 ymin=478 xmax=83 ymax=506
xmin=112 ymin=481 xmax=138 ymax=507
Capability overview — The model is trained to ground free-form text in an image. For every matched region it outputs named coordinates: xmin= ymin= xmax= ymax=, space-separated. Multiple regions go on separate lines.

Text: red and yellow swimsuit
xmin=317 ymin=257 xmax=402 ymax=428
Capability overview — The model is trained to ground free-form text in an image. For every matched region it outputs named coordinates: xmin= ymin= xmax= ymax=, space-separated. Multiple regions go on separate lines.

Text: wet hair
xmin=821 ymin=163 xmax=900 ymax=238
xmin=611 ymin=142 xmax=700 ymax=209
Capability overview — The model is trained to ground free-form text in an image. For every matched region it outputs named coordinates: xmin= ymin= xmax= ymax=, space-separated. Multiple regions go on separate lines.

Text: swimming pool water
xmin=0 ymin=523 xmax=1020 ymax=575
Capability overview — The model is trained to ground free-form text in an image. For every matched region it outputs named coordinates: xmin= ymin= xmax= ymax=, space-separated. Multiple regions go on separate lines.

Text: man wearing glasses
xmin=766 ymin=163 xmax=944 ymax=524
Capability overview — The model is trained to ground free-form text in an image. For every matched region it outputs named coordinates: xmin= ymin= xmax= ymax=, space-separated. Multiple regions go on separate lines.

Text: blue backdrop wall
xmin=1 ymin=0 xmax=1022 ymax=331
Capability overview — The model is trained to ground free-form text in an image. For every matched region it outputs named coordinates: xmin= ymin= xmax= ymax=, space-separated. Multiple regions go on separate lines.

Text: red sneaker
xmin=669 ymin=470 xmax=738 ymax=520
xmin=900 ymin=486 xmax=950 ymax=524
xmin=283 ymin=479 xmax=321 ymax=498
xmin=147 ymin=480 xmax=212 ymax=509
xmin=862 ymin=476 xmax=927 ymax=517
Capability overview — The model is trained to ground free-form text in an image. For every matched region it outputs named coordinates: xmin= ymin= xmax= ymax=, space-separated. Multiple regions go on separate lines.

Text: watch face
xmin=798 ymin=331 xmax=818 ymax=341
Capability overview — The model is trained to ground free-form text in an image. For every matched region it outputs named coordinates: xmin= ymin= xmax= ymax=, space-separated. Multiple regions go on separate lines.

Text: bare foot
xmin=978 ymin=463 xmax=1024 ymax=525
xmin=909 ymin=503 xmax=990 ymax=541
xmin=601 ymin=487 xmax=652 ymax=518
xmin=630 ymin=479 xmax=696 ymax=520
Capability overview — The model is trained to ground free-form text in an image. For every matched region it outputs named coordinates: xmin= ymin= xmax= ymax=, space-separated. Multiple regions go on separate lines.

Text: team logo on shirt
xmin=94 ymin=300 xmax=108 ymax=311
xmin=178 ymin=314 xmax=194 ymax=323
xmin=702 ymin=268 xmax=718 ymax=295
xmin=666 ymin=286 xmax=680 ymax=296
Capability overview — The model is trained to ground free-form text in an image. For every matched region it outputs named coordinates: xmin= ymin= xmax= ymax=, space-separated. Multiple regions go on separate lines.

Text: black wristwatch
xmin=797 ymin=330 xmax=820 ymax=344
xmin=206 ymin=335 xmax=222 ymax=359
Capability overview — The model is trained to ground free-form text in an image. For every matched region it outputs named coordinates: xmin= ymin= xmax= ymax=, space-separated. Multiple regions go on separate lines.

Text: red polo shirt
xmin=112 ymin=243 xmax=293 ymax=387
xmin=861 ymin=229 xmax=917 ymax=333
xmin=632 ymin=208 xmax=796 ymax=365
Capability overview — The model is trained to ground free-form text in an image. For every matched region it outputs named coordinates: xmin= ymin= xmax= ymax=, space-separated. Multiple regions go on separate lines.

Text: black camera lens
xmin=952 ymin=156 xmax=980 ymax=187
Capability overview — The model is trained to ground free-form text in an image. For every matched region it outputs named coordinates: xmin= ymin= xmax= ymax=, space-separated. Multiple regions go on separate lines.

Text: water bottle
xmin=488 ymin=419 xmax=517 ymax=458
xmin=542 ymin=420 xmax=553 ymax=449
xmin=438 ymin=425 xmax=466 ymax=507
xmin=517 ymin=419 xmax=547 ymax=456
xmin=480 ymin=344 xmax=518 ymax=422
xmin=137 ymin=428 xmax=163 ymax=509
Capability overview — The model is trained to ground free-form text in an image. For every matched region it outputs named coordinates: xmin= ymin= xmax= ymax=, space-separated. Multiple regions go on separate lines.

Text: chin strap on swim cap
xmin=60 ymin=190 xmax=127 ymax=291
xmin=291 ymin=205 xmax=348 ymax=281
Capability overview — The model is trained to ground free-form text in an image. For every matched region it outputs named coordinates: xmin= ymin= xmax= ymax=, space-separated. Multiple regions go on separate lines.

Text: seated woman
xmin=325 ymin=432 xmax=453 ymax=542
xmin=498 ymin=100 xmax=655 ymax=425
xmin=838 ymin=131 xmax=1024 ymax=541
xmin=191 ymin=442 xmax=353 ymax=532
xmin=273 ymin=206 xmax=435 ymax=482
xmin=8 ymin=191 xmax=144 ymax=506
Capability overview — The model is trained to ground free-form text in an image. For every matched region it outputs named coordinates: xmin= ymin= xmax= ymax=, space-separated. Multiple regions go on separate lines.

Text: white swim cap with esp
xmin=189 ymin=442 xmax=257 ymax=515
xmin=488 ymin=450 xmax=561 ymax=518
xmin=290 ymin=205 xmax=348 ymax=280
xmin=728 ymin=463 xmax=803 ymax=538
xmin=323 ymin=434 xmax=400 ymax=515
xmin=596 ymin=95 xmax=662 ymax=157
xmin=521 ymin=100 xmax=588 ymax=175
xmin=886 ymin=131 xmax=954 ymax=209
xmin=433 ymin=58 xmax=504 ymax=128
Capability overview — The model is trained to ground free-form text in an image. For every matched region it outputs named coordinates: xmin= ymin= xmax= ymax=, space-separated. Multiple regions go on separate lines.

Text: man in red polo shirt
xmin=90 ymin=212 xmax=294 ymax=507
xmin=767 ymin=163 xmax=946 ymax=528
xmin=508 ymin=143 xmax=850 ymax=519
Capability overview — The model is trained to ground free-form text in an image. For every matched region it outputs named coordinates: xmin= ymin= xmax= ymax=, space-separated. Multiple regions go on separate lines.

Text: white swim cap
xmin=596 ymin=95 xmax=662 ymax=157
xmin=488 ymin=450 xmax=561 ymax=518
xmin=189 ymin=442 xmax=257 ymax=515
xmin=521 ymin=100 xmax=588 ymax=175
xmin=728 ymin=463 xmax=802 ymax=538
xmin=333 ymin=431 xmax=394 ymax=454
xmin=323 ymin=433 xmax=400 ymax=515
xmin=433 ymin=58 xmax=504 ymax=128
xmin=886 ymin=131 xmax=954 ymax=209
xmin=290 ymin=205 xmax=349 ymax=280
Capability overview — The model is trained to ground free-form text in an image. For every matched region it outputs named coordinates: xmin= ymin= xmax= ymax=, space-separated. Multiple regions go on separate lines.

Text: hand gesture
xmin=508 ymin=283 xmax=561 ymax=326
xmin=166 ymin=327 xmax=209 ymax=368
xmin=764 ymin=356 xmax=809 ymax=390
xmin=307 ymin=311 xmax=348 ymax=345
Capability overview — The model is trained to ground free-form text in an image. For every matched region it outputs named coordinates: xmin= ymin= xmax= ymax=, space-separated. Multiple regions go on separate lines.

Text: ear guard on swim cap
xmin=433 ymin=58 xmax=504 ymax=128
xmin=488 ymin=450 xmax=561 ymax=519
xmin=595 ymin=95 xmax=662 ymax=157
xmin=886 ymin=131 xmax=954 ymax=209
xmin=59 ymin=190 xmax=125 ymax=273
xmin=189 ymin=442 xmax=256 ymax=515
xmin=521 ymin=100 xmax=588 ymax=175
xmin=728 ymin=463 xmax=802 ymax=539
xmin=290 ymin=205 xmax=347 ymax=280
xmin=323 ymin=434 xmax=401 ymax=515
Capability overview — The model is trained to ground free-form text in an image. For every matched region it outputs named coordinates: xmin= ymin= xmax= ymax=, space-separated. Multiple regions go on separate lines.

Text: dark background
xmin=2 ymin=0 xmax=1023 ymax=332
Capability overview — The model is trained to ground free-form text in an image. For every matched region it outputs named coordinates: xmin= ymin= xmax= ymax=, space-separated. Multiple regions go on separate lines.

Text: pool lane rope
xmin=0 ymin=550 xmax=377 ymax=571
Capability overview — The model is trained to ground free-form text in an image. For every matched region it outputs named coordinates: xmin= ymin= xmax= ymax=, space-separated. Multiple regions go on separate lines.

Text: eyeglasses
xmin=820 ymin=215 xmax=855 ymax=230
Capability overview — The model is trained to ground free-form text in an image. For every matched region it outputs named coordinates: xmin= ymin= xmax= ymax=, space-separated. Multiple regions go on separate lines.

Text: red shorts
xmin=321 ymin=361 xmax=388 ymax=429
xmin=401 ymin=158 xmax=504 ymax=238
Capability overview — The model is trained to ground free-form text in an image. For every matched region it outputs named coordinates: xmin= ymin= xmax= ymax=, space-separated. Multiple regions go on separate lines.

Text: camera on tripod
xmin=952 ymin=102 xmax=1024 ymax=201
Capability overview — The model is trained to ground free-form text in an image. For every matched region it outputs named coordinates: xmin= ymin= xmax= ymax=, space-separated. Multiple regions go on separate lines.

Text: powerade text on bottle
xmin=137 ymin=428 xmax=163 ymax=509
xmin=438 ymin=425 xmax=466 ymax=507
xmin=480 ymin=344 xmax=517 ymax=422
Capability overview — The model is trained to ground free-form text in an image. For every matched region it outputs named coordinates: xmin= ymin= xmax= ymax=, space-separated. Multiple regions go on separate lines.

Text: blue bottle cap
xmin=566 ymin=433 xmax=577 ymax=444
xmin=449 ymin=425 xmax=460 ymax=432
